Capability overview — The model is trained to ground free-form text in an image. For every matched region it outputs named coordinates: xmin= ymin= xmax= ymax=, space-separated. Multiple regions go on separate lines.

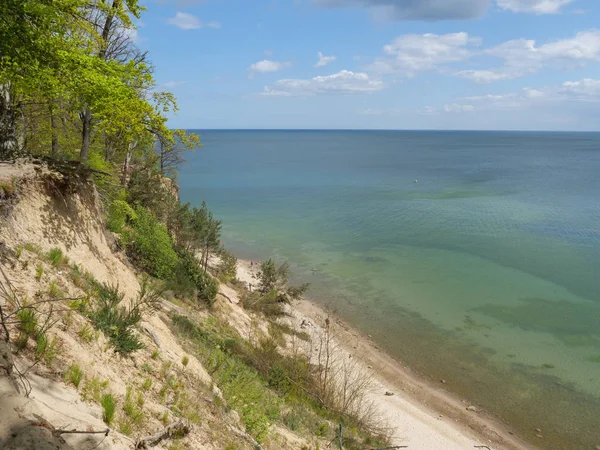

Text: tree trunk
xmin=0 ymin=83 xmax=19 ymax=160
xmin=50 ymin=105 xmax=59 ymax=156
xmin=80 ymin=108 xmax=92 ymax=162
xmin=121 ymin=140 xmax=136 ymax=185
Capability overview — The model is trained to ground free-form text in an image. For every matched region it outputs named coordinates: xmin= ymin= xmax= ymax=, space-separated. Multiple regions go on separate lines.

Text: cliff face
xmin=0 ymin=162 xmax=315 ymax=450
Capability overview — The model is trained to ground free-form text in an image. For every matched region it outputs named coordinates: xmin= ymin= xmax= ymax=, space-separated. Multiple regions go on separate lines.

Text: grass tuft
xmin=65 ymin=364 xmax=84 ymax=388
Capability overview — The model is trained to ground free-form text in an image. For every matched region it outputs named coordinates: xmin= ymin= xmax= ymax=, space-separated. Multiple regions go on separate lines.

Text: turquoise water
xmin=179 ymin=130 xmax=600 ymax=448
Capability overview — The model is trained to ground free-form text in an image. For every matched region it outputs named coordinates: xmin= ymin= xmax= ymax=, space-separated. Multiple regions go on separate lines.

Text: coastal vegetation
xmin=0 ymin=1 xmax=390 ymax=447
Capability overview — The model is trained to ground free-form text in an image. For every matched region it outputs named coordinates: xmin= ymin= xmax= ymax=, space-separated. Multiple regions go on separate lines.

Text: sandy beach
xmin=235 ymin=259 xmax=532 ymax=450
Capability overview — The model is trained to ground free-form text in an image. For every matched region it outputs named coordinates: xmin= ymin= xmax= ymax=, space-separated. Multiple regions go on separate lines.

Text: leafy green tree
xmin=157 ymin=129 xmax=201 ymax=179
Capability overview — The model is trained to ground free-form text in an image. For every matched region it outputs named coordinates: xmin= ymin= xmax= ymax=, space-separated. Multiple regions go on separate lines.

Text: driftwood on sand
xmin=135 ymin=419 xmax=190 ymax=449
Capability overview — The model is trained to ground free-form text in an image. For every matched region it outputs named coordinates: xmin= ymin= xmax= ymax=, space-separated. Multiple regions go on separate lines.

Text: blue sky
xmin=137 ymin=0 xmax=600 ymax=130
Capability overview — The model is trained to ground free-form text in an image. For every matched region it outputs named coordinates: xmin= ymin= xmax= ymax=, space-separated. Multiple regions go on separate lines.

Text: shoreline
xmin=235 ymin=259 xmax=532 ymax=450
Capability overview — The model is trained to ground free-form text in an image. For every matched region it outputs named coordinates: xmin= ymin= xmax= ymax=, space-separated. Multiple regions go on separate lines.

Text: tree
xmin=157 ymin=129 xmax=201 ymax=179
xmin=0 ymin=0 xmax=87 ymax=158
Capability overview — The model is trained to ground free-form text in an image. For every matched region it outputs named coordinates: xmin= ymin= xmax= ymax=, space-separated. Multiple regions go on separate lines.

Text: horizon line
xmin=176 ymin=128 xmax=600 ymax=133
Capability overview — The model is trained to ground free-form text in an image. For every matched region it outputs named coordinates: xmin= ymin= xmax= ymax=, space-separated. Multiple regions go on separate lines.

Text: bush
xmin=179 ymin=251 xmax=218 ymax=306
xmin=107 ymin=199 xmax=137 ymax=235
xmin=129 ymin=206 xmax=178 ymax=279
xmin=216 ymin=248 xmax=237 ymax=282
xmin=86 ymin=283 xmax=144 ymax=354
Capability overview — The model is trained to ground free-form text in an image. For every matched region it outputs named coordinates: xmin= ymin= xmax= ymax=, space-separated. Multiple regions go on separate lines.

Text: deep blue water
xmin=179 ymin=130 xmax=600 ymax=448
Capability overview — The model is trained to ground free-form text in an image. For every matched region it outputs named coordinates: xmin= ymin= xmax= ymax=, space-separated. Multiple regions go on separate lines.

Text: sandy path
xmin=235 ymin=259 xmax=531 ymax=450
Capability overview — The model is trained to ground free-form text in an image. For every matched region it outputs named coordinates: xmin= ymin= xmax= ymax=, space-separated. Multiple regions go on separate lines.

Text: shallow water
xmin=179 ymin=130 xmax=600 ymax=448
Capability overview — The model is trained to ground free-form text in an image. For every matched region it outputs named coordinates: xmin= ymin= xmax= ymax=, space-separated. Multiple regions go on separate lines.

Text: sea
xmin=178 ymin=130 xmax=600 ymax=448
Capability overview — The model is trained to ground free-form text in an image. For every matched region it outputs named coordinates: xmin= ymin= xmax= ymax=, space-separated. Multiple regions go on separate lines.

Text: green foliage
xmin=107 ymin=199 xmax=137 ymax=235
xmin=129 ymin=206 xmax=178 ymax=278
xmin=85 ymin=279 xmax=161 ymax=354
xmin=171 ymin=315 xmax=279 ymax=442
xmin=86 ymin=283 xmax=144 ymax=354
xmin=182 ymin=355 xmax=189 ymax=367
xmin=65 ymin=364 xmax=84 ymax=388
xmin=82 ymin=376 xmax=109 ymax=403
xmin=122 ymin=386 xmax=146 ymax=430
xmin=142 ymin=378 xmax=152 ymax=390
xmin=35 ymin=263 xmax=44 ymax=281
xmin=216 ymin=248 xmax=237 ymax=282
xmin=34 ymin=332 xmax=60 ymax=366
xmin=47 ymin=280 xmax=65 ymax=299
xmin=46 ymin=248 xmax=67 ymax=267
xmin=77 ymin=323 xmax=96 ymax=343
xmin=245 ymin=259 xmax=309 ymax=317
xmin=101 ymin=393 xmax=117 ymax=425
xmin=179 ymin=250 xmax=218 ymax=306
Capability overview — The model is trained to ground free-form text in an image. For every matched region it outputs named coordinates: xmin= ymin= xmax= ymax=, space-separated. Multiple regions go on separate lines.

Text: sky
xmin=137 ymin=0 xmax=600 ymax=130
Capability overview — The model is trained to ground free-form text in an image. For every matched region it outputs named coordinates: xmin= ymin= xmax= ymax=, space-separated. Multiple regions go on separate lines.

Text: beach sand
xmin=235 ymin=259 xmax=532 ymax=450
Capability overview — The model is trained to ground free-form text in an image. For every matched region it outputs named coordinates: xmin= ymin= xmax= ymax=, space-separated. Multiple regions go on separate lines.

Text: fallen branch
xmin=54 ymin=428 xmax=110 ymax=437
xmin=135 ymin=419 xmax=190 ymax=449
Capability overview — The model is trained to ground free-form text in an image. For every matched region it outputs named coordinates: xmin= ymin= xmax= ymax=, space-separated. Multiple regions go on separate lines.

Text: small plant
xmin=82 ymin=377 xmax=109 ymax=402
xmin=47 ymin=247 xmax=67 ymax=267
xmin=101 ymin=393 xmax=117 ymax=425
xmin=23 ymin=243 xmax=42 ymax=254
xmin=35 ymin=263 xmax=44 ymax=281
xmin=160 ymin=410 xmax=170 ymax=425
xmin=16 ymin=307 xmax=38 ymax=349
xmin=65 ymin=364 xmax=84 ymax=388
xmin=48 ymin=280 xmax=65 ymax=299
xmin=0 ymin=179 xmax=16 ymax=197
xmin=78 ymin=323 xmax=96 ymax=343
xmin=123 ymin=386 xmax=146 ymax=429
xmin=181 ymin=355 xmax=189 ymax=367
xmin=151 ymin=349 xmax=160 ymax=360
xmin=142 ymin=378 xmax=152 ymax=390
xmin=141 ymin=362 xmax=154 ymax=373
xmin=34 ymin=333 xmax=60 ymax=366
xmin=15 ymin=245 xmax=23 ymax=259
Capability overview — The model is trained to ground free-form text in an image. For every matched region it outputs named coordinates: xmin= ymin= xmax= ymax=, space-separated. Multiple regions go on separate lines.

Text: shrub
xmin=107 ymin=199 xmax=137 ymax=235
xmin=101 ymin=393 xmax=117 ymax=425
xmin=86 ymin=283 xmax=143 ymax=354
xmin=182 ymin=355 xmax=189 ymax=367
xmin=244 ymin=259 xmax=308 ymax=317
xmin=47 ymin=248 xmax=67 ymax=267
xmin=65 ymin=364 xmax=84 ymax=388
xmin=179 ymin=251 xmax=218 ymax=306
xmin=129 ymin=206 xmax=178 ymax=279
xmin=216 ymin=248 xmax=237 ymax=282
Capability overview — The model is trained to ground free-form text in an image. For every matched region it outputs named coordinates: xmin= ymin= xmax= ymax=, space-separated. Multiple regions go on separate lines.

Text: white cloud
xmin=462 ymin=78 xmax=600 ymax=109
xmin=167 ymin=12 xmax=221 ymax=30
xmin=261 ymin=70 xmax=385 ymax=96
xmin=444 ymin=104 xmax=475 ymax=112
xmin=361 ymin=107 xmax=401 ymax=115
xmin=369 ymin=32 xmax=481 ymax=76
xmin=315 ymin=52 xmax=337 ymax=68
xmin=312 ymin=0 xmax=490 ymax=21
xmin=249 ymin=60 xmax=292 ymax=73
xmin=457 ymin=30 xmax=600 ymax=83
xmin=418 ymin=106 xmax=440 ymax=116
xmin=496 ymin=0 xmax=574 ymax=14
